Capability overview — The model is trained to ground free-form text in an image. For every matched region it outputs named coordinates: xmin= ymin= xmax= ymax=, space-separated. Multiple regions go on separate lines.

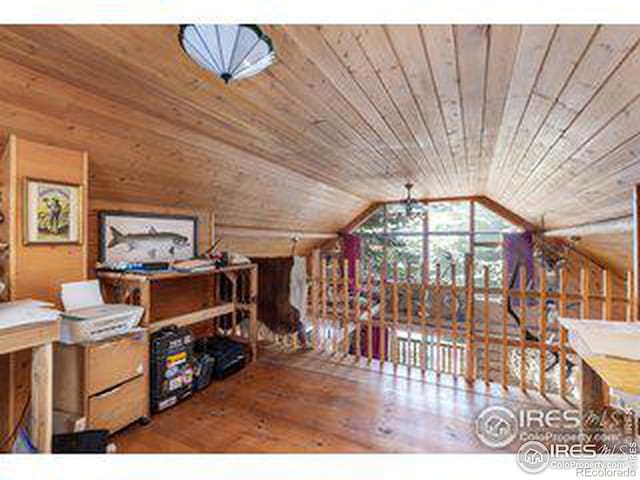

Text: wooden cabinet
xmin=53 ymin=330 xmax=149 ymax=434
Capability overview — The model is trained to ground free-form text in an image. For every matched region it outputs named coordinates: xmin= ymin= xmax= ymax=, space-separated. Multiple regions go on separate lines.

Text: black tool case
xmin=149 ymin=326 xmax=194 ymax=413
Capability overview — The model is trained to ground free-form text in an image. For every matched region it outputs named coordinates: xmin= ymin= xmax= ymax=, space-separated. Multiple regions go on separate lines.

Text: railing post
xmin=464 ymin=254 xmax=475 ymax=383
xmin=311 ymin=248 xmax=320 ymax=350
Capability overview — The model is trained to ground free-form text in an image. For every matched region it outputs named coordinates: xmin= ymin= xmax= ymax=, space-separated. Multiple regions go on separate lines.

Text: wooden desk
xmin=561 ymin=319 xmax=640 ymax=445
xmin=97 ymin=264 xmax=258 ymax=360
xmin=0 ymin=320 xmax=59 ymax=453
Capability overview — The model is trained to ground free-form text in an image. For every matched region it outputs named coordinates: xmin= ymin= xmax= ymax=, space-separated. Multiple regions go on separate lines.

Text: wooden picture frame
xmin=23 ymin=177 xmax=83 ymax=245
xmin=98 ymin=211 xmax=198 ymax=264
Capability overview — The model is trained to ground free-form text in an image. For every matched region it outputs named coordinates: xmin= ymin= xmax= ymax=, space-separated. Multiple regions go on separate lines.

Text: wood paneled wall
xmin=0 ymin=135 xmax=88 ymax=449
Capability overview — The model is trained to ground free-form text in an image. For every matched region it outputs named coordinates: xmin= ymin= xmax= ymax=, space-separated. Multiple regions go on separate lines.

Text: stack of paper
xmin=0 ymin=299 xmax=60 ymax=330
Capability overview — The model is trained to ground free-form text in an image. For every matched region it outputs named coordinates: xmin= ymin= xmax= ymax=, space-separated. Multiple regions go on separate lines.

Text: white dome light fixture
xmin=179 ymin=24 xmax=275 ymax=84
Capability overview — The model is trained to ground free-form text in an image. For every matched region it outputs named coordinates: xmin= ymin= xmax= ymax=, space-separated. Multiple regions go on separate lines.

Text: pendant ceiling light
xmin=403 ymin=182 xmax=426 ymax=218
xmin=179 ymin=24 xmax=275 ymax=83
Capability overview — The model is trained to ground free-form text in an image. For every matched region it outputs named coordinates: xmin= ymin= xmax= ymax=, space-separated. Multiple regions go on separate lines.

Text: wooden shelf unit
xmin=96 ymin=263 xmax=258 ymax=360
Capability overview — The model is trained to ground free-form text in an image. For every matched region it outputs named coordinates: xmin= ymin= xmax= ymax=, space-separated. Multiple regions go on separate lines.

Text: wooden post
xmin=420 ymin=271 xmax=427 ymax=372
xmin=483 ymin=265 xmax=490 ymax=384
xmin=342 ymin=258 xmax=350 ymax=355
xmin=464 ymin=255 xmax=475 ymax=382
xmin=451 ymin=263 xmax=458 ymax=376
xmin=230 ymin=272 xmax=238 ymax=335
xmin=331 ymin=257 xmax=339 ymax=354
xmin=30 ymin=343 xmax=53 ymax=453
xmin=559 ymin=266 xmax=568 ymax=398
xmin=249 ymin=265 xmax=258 ymax=361
xmin=379 ymin=263 xmax=386 ymax=366
xmin=311 ymin=249 xmax=320 ymax=350
xmin=392 ymin=262 xmax=399 ymax=367
xmin=602 ymin=269 xmax=613 ymax=321
xmin=366 ymin=264 xmax=373 ymax=364
xmin=626 ymin=271 xmax=634 ymax=323
xmin=354 ymin=259 xmax=361 ymax=361
xmin=581 ymin=266 xmax=590 ymax=319
xmin=435 ymin=263 xmax=442 ymax=374
xmin=321 ymin=259 xmax=328 ymax=351
xmin=406 ymin=262 xmax=413 ymax=368
xmin=633 ymin=184 xmax=640 ymax=322
xmin=501 ymin=261 xmax=509 ymax=389
xmin=539 ymin=262 xmax=547 ymax=394
xmin=579 ymin=359 xmax=605 ymax=446
xmin=519 ymin=266 xmax=527 ymax=391
xmin=140 ymin=279 xmax=152 ymax=327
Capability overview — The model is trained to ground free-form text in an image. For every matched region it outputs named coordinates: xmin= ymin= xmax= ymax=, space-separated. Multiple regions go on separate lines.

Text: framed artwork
xmin=24 ymin=178 xmax=83 ymax=245
xmin=98 ymin=211 xmax=197 ymax=264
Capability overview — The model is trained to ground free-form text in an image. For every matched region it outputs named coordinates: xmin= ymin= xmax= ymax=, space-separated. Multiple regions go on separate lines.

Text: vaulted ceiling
xmin=0 ymin=25 xmax=638 ymax=267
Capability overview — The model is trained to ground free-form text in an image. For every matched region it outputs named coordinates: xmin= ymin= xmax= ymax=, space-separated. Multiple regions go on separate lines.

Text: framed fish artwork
xmin=24 ymin=178 xmax=83 ymax=245
xmin=98 ymin=211 xmax=197 ymax=264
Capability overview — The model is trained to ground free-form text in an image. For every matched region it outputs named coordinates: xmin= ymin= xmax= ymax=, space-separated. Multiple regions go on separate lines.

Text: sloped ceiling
xmin=0 ymin=25 xmax=638 ymax=264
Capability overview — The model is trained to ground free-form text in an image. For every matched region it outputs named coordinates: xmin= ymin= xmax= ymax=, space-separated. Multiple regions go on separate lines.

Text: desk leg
xmin=249 ymin=265 xmax=258 ymax=361
xmin=31 ymin=343 xmax=53 ymax=453
xmin=580 ymin=358 xmax=605 ymax=447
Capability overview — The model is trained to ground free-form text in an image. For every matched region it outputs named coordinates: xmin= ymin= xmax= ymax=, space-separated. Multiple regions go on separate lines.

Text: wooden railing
xmin=307 ymin=255 xmax=636 ymax=399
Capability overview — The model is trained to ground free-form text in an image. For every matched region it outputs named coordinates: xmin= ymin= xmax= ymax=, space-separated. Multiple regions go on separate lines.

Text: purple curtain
xmin=343 ymin=233 xmax=361 ymax=292
xmin=503 ymin=232 xmax=535 ymax=306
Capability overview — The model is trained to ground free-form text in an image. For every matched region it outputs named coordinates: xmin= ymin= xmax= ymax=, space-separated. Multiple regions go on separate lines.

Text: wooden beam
xmin=217 ymin=225 xmax=338 ymax=240
xmin=544 ymin=216 xmax=632 ymax=237
xmin=634 ymin=185 xmax=640 ymax=322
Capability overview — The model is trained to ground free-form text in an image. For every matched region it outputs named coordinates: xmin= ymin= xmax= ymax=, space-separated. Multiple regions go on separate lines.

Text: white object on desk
xmin=559 ymin=318 xmax=640 ymax=361
xmin=0 ymin=299 xmax=60 ymax=330
xmin=61 ymin=279 xmax=105 ymax=311
xmin=60 ymin=280 xmax=144 ymax=344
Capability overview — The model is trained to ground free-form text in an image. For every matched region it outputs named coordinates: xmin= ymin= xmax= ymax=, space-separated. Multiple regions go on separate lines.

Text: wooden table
xmin=0 ymin=319 xmax=59 ymax=453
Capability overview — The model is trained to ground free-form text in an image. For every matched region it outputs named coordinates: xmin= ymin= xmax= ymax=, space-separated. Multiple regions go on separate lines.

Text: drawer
xmin=87 ymin=331 xmax=147 ymax=396
xmin=88 ymin=375 xmax=146 ymax=433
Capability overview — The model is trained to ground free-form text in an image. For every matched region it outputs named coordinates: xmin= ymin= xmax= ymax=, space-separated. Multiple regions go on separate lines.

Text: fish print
xmin=108 ymin=225 xmax=190 ymax=259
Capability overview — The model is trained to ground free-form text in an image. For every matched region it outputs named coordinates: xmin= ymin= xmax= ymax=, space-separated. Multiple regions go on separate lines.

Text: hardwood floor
xmin=112 ymin=350 xmax=572 ymax=453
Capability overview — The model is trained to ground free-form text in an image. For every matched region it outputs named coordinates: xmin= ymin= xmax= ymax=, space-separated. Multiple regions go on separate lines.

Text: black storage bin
xmin=150 ymin=326 xmax=194 ymax=413
xmin=52 ymin=430 xmax=109 ymax=453
xmin=205 ymin=337 xmax=247 ymax=380
xmin=193 ymin=352 xmax=215 ymax=391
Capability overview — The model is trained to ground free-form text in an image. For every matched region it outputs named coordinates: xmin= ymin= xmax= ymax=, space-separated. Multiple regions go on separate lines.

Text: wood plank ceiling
xmin=0 ymin=25 xmax=638 ymax=265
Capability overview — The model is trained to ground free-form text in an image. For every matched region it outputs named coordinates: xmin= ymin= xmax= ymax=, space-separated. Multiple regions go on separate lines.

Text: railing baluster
xmin=354 ymin=259 xmax=361 ymax=361
xmin=393 ymin=262 xmax=399 ymax=368
xmin=539 ymin=262 xmax=547 ymax=394
xmin=406 ymin=262 xmax=413 ymax=368
xmin=321 ymin=259 xmax=328 ymax=351
xmin=451 ymin=263 xmax=458 ymax=376
xmin=331 ymin=257 xmax=339 ymax=355
xmin=343 ymin=258 xmax=350 ymax=355
xmin=435 ymin=263 xmax=442 ymax=374
xmin=519 ymin=265 xmax=527 ymax=391
xmin=420 ymin=268 xmax=427 ymax=373
xmin=559 ymin=266 xmax=568 ymax=398
xmin=366 ymin=263 xmax=373 ymax=364
xmin=483 ymin=265 xmax=490 ymax=384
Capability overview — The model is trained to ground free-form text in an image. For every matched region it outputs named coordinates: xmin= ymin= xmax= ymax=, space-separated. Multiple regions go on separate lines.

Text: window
xmin=353 ymin=199 xmax=521 ymax=286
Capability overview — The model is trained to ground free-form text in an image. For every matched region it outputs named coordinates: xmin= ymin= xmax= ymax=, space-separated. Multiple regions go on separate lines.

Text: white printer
xmin=60 ymin=280 xmax=144 ymax=344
